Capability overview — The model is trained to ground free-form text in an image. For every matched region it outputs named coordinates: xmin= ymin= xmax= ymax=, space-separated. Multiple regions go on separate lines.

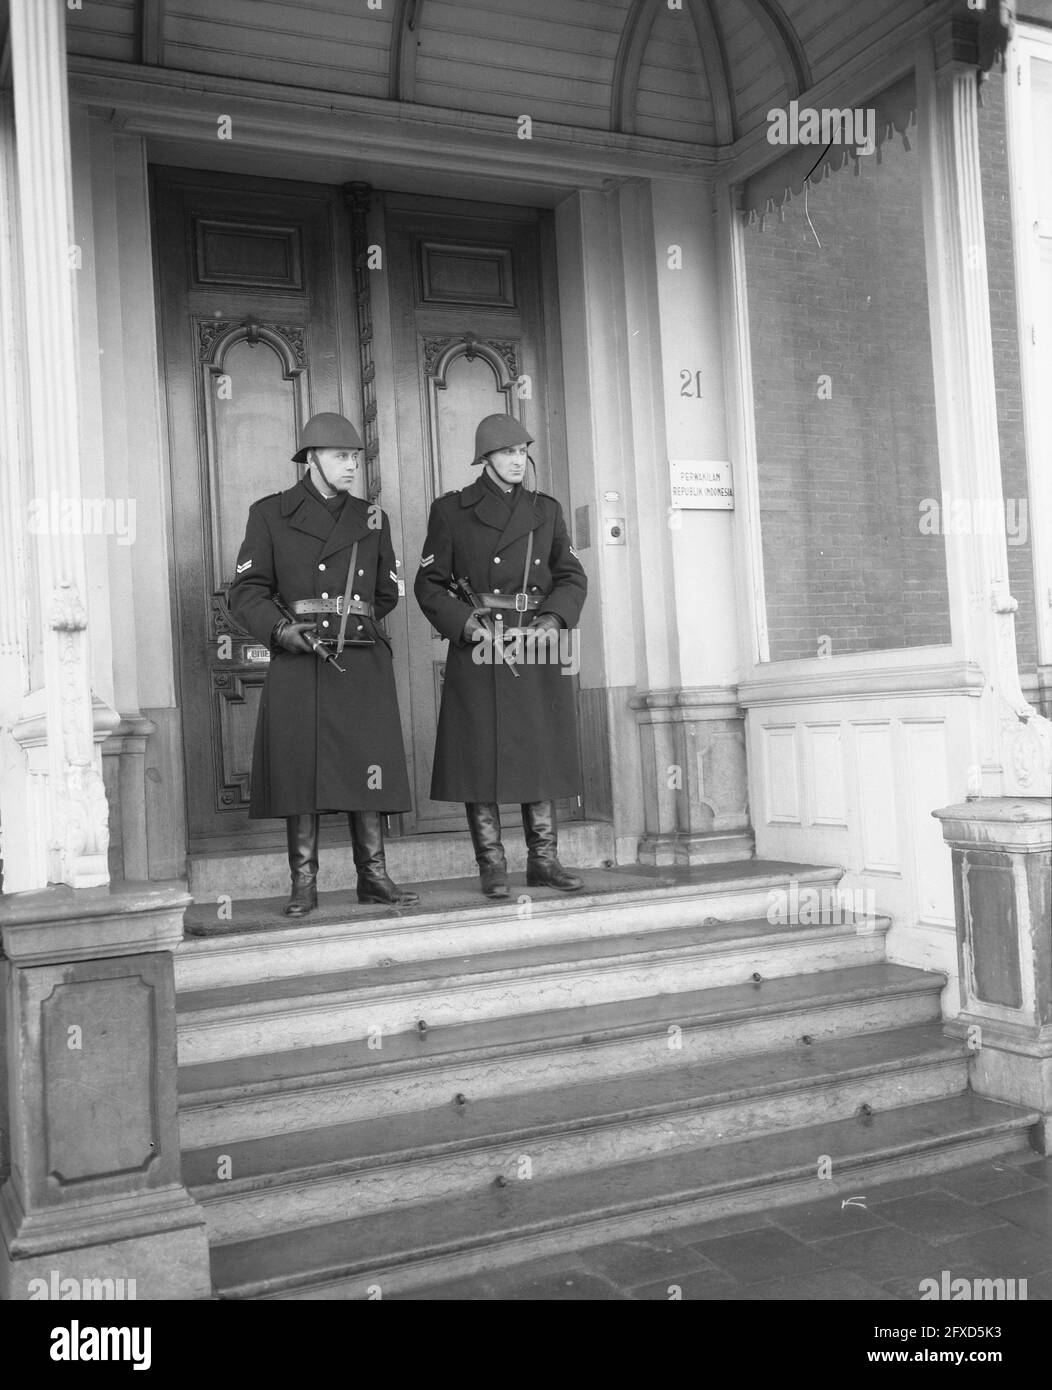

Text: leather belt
xmin=478 ymin=592 xmax=542 ymax=613
xmin=291 ymin=597 xmax=375 ymax=618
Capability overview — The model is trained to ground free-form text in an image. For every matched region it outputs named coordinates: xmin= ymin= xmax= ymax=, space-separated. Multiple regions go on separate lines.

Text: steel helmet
xmin=292 ymin=412 xmax=364 ymax=462
xmin=471 ymin=414 xmax=534 ymax=465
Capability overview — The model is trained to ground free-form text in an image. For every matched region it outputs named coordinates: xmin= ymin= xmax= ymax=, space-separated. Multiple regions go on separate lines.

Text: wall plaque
xmin=669 ymin=460 xmax=734 ymax=510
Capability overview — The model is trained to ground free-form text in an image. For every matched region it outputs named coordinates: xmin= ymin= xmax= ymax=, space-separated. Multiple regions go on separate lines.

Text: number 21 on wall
xmin=679 ymin=369 xmax=702 ymax=398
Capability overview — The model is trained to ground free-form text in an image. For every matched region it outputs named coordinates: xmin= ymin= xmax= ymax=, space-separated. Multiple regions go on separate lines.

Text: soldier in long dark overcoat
xmin=415 ymin=414 xmax=588 ymax=898
xmin=230 ymin=412 xmax=418 ymax=916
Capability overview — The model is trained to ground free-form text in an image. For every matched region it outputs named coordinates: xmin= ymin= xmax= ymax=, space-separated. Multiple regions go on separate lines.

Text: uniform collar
xmin=460 ymin=474 xmax=539 ymax=552
xmin=280 ymin=478 xmax=372 ymax=557
xmin=303 ymin=472 xmax=346 ymax=512
xmin=481 ymin=468 xmax=519 ymax=503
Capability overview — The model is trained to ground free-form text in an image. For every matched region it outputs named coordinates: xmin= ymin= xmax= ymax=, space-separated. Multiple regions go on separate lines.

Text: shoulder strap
xmin=336 ymin=540 xmax=361 ymax=654
xmin=516 ymin=527 xmax=534 ymax=628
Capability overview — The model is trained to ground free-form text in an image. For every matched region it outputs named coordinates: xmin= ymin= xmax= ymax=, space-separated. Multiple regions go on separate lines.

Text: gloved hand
xmin=530 ymin=613 xmax=562 ymax=634
xmin=463 ymin=613 xmax=487 ymax=642
xmin=273 ymin=619 xmax=318 ymax=654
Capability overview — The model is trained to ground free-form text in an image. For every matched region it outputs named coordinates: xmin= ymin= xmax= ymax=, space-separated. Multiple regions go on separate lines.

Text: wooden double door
xmin=153 ymin=170 xmax=573 ymax=853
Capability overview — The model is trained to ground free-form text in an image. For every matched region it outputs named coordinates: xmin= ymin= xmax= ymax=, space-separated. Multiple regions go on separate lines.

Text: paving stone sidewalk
xmin=396 ymin=1152 xmax=1052 ymax=1300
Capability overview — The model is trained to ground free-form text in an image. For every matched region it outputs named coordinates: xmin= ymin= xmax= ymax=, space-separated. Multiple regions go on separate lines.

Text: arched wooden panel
xmin=199 ymin=319 xmax=307 ymax=588
xmin=389 ymin=0 xmax=425 ymax=101
xmin=740 ymin=0 xmax=811 ymax=98
xmin=688 ymin=0 xmax=737 ymax=144
xmin=422 ymin=334 xmax=520 ymax=505
xmin=611 ymin=0 xmax=663 ymax=134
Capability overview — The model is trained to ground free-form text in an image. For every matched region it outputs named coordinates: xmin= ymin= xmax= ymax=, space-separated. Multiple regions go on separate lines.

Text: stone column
xmin=919 ymin=18 xmax=1052 ymax=800
xmin=933 ymin=800 xmax=1051 ymax=1152
xmin=631 ymin=688 xmax=752 ymax=865
xmin=9 ymin=0 xmax=109 ymax=887
xmin=101 ymin=716 xmax=159 ymax=881
xmin=922 ymin=21 xmax=1051 ymax=1156
xmin=0 ymin=89 xmax=34 ymax=894
xmin=0 ymin=884 xmax=212 ymax=1299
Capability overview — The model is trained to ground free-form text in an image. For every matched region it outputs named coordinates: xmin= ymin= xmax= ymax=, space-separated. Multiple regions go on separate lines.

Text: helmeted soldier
xmin=230 ymin=412 xmax=419 ymax=916
xmin=415 ymin=413 xmax=587 ymax=898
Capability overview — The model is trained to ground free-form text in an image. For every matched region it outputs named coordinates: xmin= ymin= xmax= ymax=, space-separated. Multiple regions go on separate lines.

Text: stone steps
xmin=179 ymin=962 xmax=943 ymax=1146
xmin=175 ymin=861 xmax=845 ymax=990
xmin=187 ymin=1022 xmax=973 ymax=1244
xmin=175 ymin=862 xmax=1040 ymax=1299
xmin=207 ymin=1092 xmax=1039 ymax=1299
xmin=176 ymin=910 xmax=889 ymax=1064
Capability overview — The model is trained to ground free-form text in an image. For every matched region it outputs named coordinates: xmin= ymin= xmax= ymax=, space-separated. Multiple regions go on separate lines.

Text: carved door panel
xmin=386 ymin=197 xmax=578 ymax=833
xmin=152 ymin=168 xmax=357 ymax=853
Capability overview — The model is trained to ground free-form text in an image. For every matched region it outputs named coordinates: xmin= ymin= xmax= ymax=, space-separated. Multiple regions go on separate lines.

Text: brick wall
xmin=743 ymin=133 xmax=951 ymax=662
xmin=742 ymin=75 xmax=1034 ymax=668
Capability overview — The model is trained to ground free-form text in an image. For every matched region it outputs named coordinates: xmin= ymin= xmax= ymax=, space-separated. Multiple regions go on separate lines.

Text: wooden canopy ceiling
xmin=63 ymin=0 xmax=980 ymax=150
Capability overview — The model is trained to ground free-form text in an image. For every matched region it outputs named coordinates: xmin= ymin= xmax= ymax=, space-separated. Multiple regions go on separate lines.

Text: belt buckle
xmin=334 ymin=595 xmax=344 ymax=615
xmin=514 ymin=592 xmax=529 ymax=613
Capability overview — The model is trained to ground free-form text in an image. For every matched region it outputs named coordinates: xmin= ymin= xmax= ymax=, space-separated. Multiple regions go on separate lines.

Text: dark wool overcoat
xmin=229 ymin=479 xmax=412 ymax=817
xmin=414 ymin=477 xmax=587 ymax=804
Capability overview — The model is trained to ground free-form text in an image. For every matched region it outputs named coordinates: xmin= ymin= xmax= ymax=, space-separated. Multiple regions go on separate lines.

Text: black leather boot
xmin=349 ymin=811 xmax=420 ymax=905
xmin=522 ymin=801 xmax=583 ymax=891
xmin=284 ymin=814 xmax=319 ymax=917
xmin=466 ymin=802 xmax=509 ymax=899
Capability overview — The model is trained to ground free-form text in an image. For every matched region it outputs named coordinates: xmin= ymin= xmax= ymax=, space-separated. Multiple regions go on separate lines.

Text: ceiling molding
xmin=610 ymin=0 xmax=663 ymax=134
xmin=140 ymin=0 xmax=166 ymax=67
xmin=739 ymin=0 xmax=811 ymax=98
xmin=389 ymin=0 xmax=423 ymax=102
xmin=687 ymin=0 xmax=736 ymax=143
xmin=67 ymin=58 xmax=720 ymax=187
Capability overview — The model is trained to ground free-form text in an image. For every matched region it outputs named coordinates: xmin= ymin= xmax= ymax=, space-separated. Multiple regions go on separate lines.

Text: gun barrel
xmin=452 ymin=577 xmax=520 ymax=677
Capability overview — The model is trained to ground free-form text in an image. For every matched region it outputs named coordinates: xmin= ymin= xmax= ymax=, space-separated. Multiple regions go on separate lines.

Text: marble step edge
xmin=212 ymin=1097 xmax=1039 ymax=1299
xmin=198 ymin=1060 xmax=970 ymax=1245
xmin=178 ymin=962 xmax=945 ymax=1109
xmin=179 ymin=995 xmax=945 ymax=1150
xmin=176 ymin=915 xmax=891 ymax=1024
xmin=178 ymin=982 xmax=944 ymax=1150
xmin=187 ymin=1025 xmax=969 ymax=1198
xmin=176 ymin=863 xmax=847 ymax=973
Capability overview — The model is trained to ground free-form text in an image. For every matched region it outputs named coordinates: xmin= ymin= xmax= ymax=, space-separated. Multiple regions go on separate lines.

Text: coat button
xmin=493 ymin=587 xmax=501 ymax=594
xmin=318 ymin=563 xmax=326 ymax=571
xmin=493 ymin=556 xmax=501 ymax=563
xmin=322 ymin=620 xmax=330 ymax=628
xmin=358 ymin=568 xmax=364 ymax=576
xmin=356 ymin=624 xmax=363 ymax=631
xmin=534 ymin=558 xmax=540 ymax=565
xmin=321 ymin=592 xmax=329 ymax=599
xmin=353 ymin=593 xmax=360 ymax=601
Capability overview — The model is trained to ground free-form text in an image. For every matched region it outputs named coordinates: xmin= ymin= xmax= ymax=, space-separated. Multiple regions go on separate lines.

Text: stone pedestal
xmin=631 ymin=687 xmax=754 ymax=866
xmin=933 ymin=799 xmax=1052 ymax=1152
xmin=0 ymin=883 xmax=212 ymax=1299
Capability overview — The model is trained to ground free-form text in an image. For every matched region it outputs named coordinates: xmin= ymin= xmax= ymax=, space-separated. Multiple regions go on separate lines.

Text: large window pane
xmin=741 ymin=119 xmax=951 ymax=662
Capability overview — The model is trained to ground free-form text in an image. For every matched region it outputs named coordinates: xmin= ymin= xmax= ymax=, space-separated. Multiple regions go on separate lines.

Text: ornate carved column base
xmin=630 ymin=687 xmax=754 ymax=866
xmin=11 ymin=690 xmax=121 ymax=891
xmin=933 ymin=799 xmax=1052 ymax=1154
xmin=0 ymin=883 xmax=212 ymax=1299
